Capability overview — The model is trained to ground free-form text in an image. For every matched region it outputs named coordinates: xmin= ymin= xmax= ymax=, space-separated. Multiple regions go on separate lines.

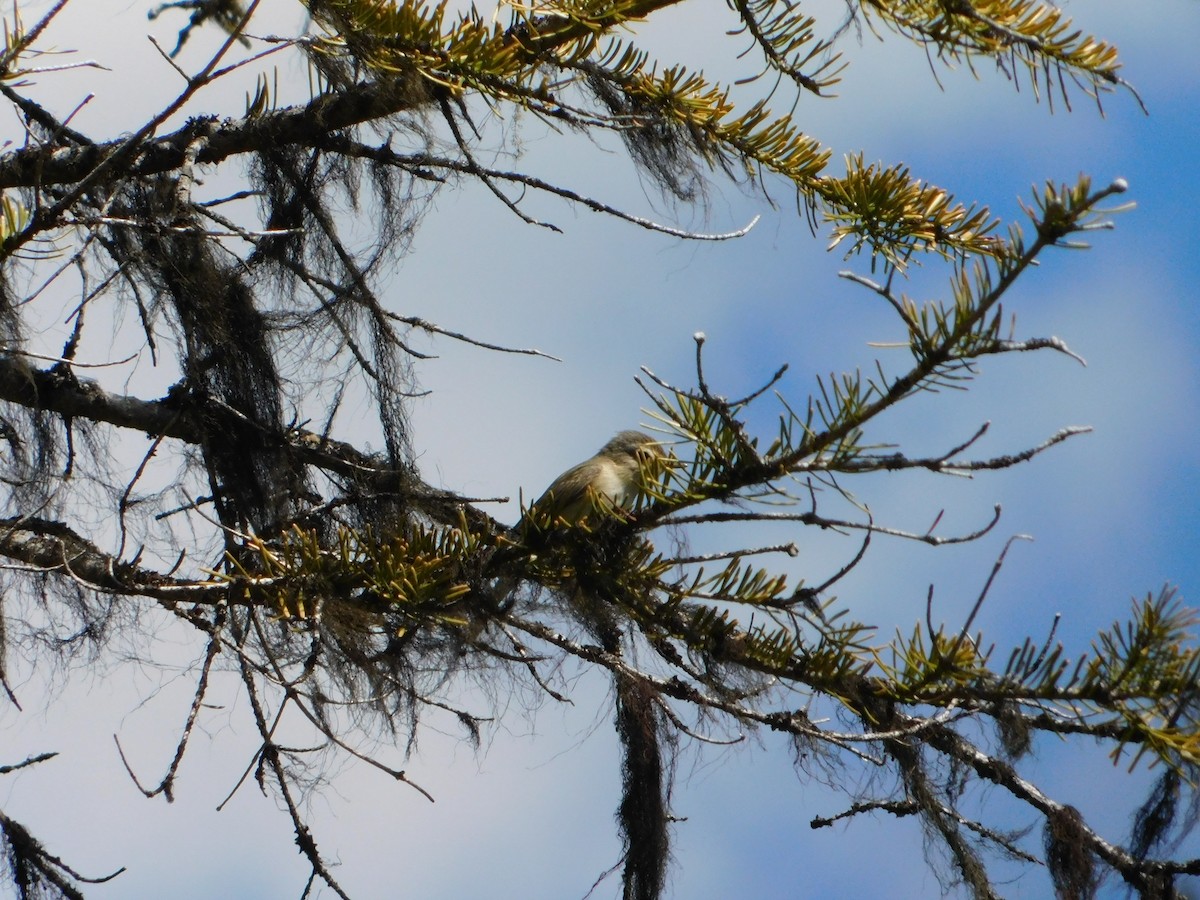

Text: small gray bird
xmin=531 ymin=430 xmax=675 ymax=526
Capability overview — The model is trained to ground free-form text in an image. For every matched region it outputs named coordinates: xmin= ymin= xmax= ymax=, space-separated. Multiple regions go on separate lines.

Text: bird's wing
xmin=534 ymin=459 xmax=602 ymax=516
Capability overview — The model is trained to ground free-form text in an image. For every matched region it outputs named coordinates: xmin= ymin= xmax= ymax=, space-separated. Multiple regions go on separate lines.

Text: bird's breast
xmin=590 ymin=462 xmax=636 ymax=505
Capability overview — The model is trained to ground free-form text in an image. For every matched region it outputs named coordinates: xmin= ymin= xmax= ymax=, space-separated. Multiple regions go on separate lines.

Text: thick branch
xmin=0 ymin=357 xmax=188 ymax=438
xmin=0 ymin=357 xmax=494 ymax=530
xmin=0 ymin=515 xmax=221 ymax=601
xmin=0 ymin=1 xmax=686 ymax=194
xmin=0 ymin=79 xmax=423 ymax=192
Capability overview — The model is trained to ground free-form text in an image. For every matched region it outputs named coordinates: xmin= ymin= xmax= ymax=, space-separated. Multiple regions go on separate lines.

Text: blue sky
xmin=3 ymin=1 xmax=1199 ymax=898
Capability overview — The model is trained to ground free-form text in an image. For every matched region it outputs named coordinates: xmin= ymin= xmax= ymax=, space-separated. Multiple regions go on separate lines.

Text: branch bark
xmin=0 ymin=515 xmax=221 ymax=601
xmin=0 ymin=356 xmax=494 ymax=530
xmin=0 ymin=79 xmax=426 ymax=192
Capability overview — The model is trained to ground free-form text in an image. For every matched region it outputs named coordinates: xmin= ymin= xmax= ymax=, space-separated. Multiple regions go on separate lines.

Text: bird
xmin=528 ymin=430 xmax=676 ymax=528
xmin=484 ymin=431 xmax=675 ymax=612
